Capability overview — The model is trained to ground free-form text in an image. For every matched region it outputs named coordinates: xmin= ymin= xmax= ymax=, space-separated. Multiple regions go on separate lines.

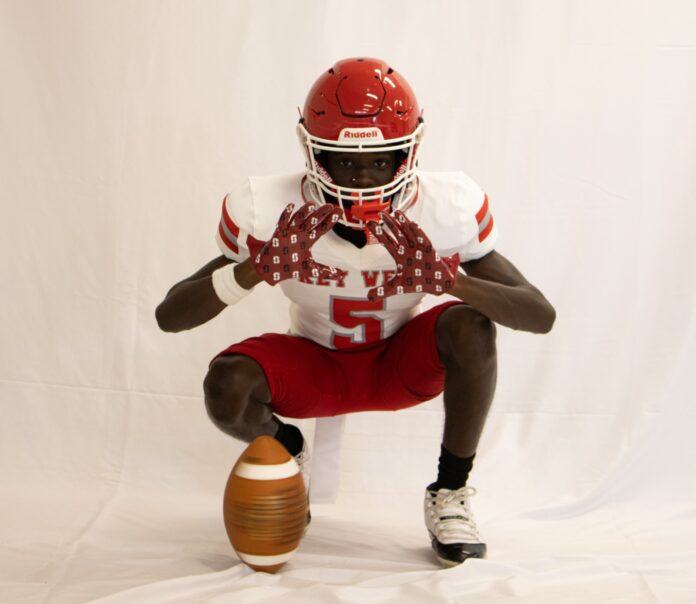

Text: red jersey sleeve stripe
xmin=221 ymin=195 xmax=240 ymax=237
xmin=218 ymin=221 xmax=239 ymax=254
xmin=478 ymin=215 xmax=494 ymax=242
xmin=475 ymin=194 xmax=490 ymax=224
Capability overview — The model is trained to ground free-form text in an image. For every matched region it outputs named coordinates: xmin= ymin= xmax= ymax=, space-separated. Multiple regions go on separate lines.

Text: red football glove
xmin=247 ymin=203 xmax=345 ymax=285
xmin=366 ymin=211 xmax=460 ymax=300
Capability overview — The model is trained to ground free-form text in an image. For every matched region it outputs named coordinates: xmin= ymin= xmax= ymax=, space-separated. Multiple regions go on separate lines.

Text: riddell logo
xmin=338 ymin=128 xmax=384 ymax=141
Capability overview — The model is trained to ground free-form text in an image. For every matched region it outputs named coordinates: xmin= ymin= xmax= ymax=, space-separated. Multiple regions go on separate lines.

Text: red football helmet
xmin=297 ymin=57 xmax=424 ymax=228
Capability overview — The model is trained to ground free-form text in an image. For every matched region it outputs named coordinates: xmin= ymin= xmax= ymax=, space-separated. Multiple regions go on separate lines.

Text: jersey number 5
xmin=330 ymin=297 xmax=385 ymax=350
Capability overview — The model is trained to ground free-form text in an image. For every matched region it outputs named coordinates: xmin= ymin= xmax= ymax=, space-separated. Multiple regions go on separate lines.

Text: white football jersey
xmin=215 ymin=172 xmax=498 ymax=349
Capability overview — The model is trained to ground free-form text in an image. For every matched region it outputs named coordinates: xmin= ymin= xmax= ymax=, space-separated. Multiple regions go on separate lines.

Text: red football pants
xmin=212 ymin=301 xmax=462 ymax=419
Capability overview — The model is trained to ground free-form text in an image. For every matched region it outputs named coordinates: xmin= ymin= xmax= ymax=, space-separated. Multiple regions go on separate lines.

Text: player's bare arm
xmin=454 ymin=251 xmax=555 ymax=334
xmin=367 ymin=210 xmax=555 ymax=334
xmin=155 ymin=203 xmax=343 ymax=333
xmin=155 ymin=255 xmax=254 ymax=333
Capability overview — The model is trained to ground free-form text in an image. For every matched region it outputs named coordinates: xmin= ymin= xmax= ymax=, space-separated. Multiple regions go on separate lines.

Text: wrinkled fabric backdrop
xmin=1 ymin=1 xmax=695 ymax=602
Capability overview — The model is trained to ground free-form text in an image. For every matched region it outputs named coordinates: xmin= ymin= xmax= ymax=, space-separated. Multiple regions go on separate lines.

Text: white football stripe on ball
xmin=235 ymin=458 xmax=299 ymax=480
xmin=236 ymin=548 xmax=297 ymax=566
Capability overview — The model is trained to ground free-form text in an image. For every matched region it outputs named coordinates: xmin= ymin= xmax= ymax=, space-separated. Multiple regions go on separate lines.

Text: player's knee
xmin=203 ymin=356 xmax=259 ymax=428
xmin=437 ymin=306 xmax=497 ymax=366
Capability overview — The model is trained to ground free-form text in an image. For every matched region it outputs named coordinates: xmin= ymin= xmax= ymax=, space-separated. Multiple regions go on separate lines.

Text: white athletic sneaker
xmin=294 ymin=441 xmax=311 ymax=529
xmin=424 ymin=485 xmax=487 ymax=566
xmin=294 ymin=440 xmax=311 ymax=491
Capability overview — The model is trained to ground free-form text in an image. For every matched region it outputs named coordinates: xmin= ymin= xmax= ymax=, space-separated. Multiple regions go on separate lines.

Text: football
xmin=223 ymin=435 xmax=307 ymax=573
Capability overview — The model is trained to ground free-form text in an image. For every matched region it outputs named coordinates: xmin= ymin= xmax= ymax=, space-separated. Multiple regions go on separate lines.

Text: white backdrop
xmin=1 ymin=1 xmax=695 ymax=602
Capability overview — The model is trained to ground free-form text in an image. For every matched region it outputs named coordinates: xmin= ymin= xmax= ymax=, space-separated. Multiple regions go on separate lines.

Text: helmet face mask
xmin=298 ymin=57 xmax=424 ymax=230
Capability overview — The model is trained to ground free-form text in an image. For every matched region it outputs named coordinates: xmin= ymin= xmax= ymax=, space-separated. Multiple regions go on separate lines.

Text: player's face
xmin=324 ymin=151 xmax=396 ymax=189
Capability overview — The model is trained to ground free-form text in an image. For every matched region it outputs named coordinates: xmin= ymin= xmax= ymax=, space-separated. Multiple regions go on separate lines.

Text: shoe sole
xmin=428 ymin=530 xmax=486 ymax=567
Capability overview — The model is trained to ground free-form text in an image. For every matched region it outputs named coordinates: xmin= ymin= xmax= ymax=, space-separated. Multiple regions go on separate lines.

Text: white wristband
xmin=211 ymin=263 xmax=253 ymax=306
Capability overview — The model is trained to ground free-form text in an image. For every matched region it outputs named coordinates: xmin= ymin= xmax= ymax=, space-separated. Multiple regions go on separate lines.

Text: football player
xmin=156 ymin=57 xmax=556 ymax=567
